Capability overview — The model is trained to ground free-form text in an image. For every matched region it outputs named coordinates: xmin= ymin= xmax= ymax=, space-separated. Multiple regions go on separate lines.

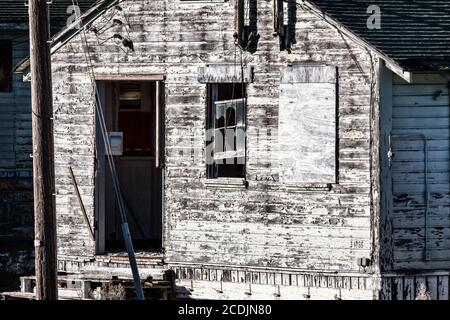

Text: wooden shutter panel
xmin=279 ymin=65 xmax=337 ymax=184
xmin=198 ymin=65 xmax=253 ymax=83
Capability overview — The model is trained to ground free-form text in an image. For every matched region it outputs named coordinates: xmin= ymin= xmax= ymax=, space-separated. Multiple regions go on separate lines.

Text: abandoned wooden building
xmin=13 ymin=0 xmax=450 ymax=299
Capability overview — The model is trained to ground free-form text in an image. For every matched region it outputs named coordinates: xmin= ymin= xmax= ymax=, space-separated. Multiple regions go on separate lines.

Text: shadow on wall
xmin=0 ymin=227 xmax=35 ymax=292
xmin=0 ymin=176 xmax=35 ymax=291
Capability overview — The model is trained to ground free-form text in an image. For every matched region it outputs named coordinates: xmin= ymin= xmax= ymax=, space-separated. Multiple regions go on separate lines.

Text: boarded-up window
xmin=279 ymin=65 xmax=337 ymax=184
xmin=0 ymin=40 xmax=12 ymax=92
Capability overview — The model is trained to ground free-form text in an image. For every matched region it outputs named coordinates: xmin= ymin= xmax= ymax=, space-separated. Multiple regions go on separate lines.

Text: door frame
xmin=94 ymin=77 xmax=165 ymax=255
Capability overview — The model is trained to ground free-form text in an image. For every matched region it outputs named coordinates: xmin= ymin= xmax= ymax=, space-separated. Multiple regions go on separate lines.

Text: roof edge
xmin=14 ymin=0 xmax=120 ymax=76
xmin=16 ymin=0 xmax=414 ymax=83
xmin=302 ymin=0 xmax=412 ymax=82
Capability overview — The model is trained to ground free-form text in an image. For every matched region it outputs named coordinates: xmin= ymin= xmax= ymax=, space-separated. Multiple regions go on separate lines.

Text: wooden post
xmin=29 ymin=0 xmax=58 ymax=300
xmin=155 ymin=81 xmax=160 ymax=169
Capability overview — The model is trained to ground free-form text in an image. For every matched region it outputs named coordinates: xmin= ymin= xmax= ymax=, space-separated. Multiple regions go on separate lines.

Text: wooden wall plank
xmin=403 ymin=276 xmax=415 ymax=300
xmin=427 ymin=276 xmax=438 ymax=300
xmin=438 ymin=275 xmax=449 ymax=300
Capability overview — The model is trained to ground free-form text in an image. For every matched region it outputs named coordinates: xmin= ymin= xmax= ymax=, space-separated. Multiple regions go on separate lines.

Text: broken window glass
xmin=207 ymin=83 xmax=246 ymax=178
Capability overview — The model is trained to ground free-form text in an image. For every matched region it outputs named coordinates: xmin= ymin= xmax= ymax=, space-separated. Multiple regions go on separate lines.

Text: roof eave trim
xmin=50 ymin=0 xmax=121 ymax=55
xmin=14 ymin=0 xmax=120 ymax=77
xmin=302 ymin=0 xmax=412 ymax=83
xmin=383 ymin=59 xmax=412 ymax=83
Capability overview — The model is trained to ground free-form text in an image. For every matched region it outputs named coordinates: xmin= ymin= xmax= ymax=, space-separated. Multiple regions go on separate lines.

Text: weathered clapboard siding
xmin=0 ymin=30 xmax=32 ymax=226
xmin=173 ymin=267 xmax=377 ymax=300
xmin=380 ymin=272 xmax=450 ymax=300
xmin=390 ymin=72 xmax=450 ymax=270
xmin=49 ymin=1 xmax=383 ymax=300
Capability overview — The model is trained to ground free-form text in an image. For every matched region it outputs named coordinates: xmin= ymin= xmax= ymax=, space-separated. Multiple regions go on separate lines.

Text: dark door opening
xmin=95 ymin=79 xmax=164 ymax=254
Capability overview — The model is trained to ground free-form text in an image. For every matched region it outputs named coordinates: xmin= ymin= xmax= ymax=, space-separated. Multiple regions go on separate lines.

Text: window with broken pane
xmin=207 ymin=83 xmax=246 ymax=178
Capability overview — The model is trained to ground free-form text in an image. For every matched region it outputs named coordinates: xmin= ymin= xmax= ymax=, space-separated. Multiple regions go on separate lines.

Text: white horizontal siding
xmin=391 ymin=73 xmax=450 ymax=270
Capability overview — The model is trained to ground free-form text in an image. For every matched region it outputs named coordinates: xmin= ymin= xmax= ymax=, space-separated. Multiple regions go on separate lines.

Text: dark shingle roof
xmin=8 ymin=0 xmax=450 ymax=72
xmin=0 ymin=0 xmax=97 ymax=27
xmin=309 ymin=0 xmax=450 ymax=70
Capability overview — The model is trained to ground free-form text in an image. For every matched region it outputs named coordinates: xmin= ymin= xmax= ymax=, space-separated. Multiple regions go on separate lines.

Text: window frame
xmin=206 ymin=83 xmax=247 ymax=179
xmin=278 ymin=64 xmax=338 ymax=187
xmin=179 ymin=0 xmax=226 ymax=4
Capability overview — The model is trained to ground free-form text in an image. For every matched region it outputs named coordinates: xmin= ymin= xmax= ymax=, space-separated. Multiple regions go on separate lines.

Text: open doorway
xmin=95 ymin=79 xmax=164 ymax=254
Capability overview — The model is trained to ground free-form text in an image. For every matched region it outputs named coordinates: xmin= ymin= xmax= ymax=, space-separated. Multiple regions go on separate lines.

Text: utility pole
xmin=29 ymin=0 xmax=57 ymax=300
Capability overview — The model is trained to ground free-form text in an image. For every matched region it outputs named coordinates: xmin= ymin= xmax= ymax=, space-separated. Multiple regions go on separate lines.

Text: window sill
xmin=204 ymin=178 xmax=248 ymax=189
xmin=179 ymin=0 xmax=227 ymax=4
xmin=282 ymin=183 xmax=333 ymax=192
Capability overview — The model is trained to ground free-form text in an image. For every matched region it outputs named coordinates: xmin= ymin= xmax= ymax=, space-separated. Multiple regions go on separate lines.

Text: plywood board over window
xmin=279 ymin=65 xmax=337 ymax=184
